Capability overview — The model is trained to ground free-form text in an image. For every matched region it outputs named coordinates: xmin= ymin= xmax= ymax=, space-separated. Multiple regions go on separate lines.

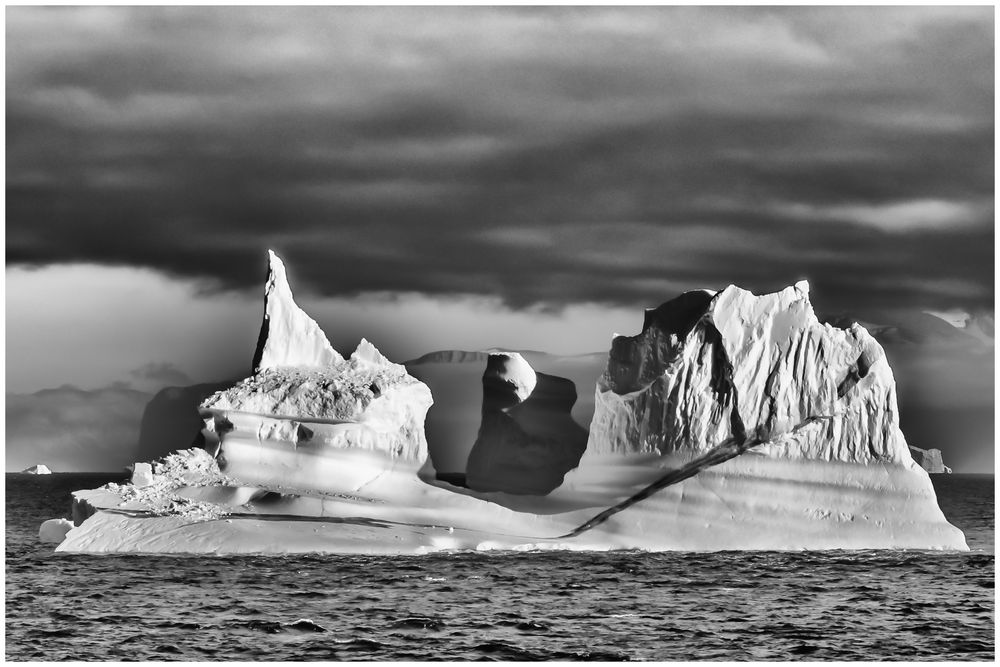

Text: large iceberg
xmin=560 ymin=281 xmax=966 ymax=549
xmin=55 ymin=254 xmax=967 ymax=553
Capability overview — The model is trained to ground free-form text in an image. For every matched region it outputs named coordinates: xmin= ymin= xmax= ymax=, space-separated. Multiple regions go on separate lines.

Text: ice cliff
xmin=589 ymin=281 xmax=900 ymax=461
xmin=560 ymin=281 xmax=966 ymax=549
xmin=52 ymin=256 xmax=967 ymax=553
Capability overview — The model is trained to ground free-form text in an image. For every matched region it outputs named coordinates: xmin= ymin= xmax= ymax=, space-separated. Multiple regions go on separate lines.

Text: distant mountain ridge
xmin=821 ymin=311 xmax=993 ymax=348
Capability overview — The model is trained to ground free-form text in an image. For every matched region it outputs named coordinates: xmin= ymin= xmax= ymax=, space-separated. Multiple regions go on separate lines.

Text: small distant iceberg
xmin=21 ymin=464 xmax=51 ymax=475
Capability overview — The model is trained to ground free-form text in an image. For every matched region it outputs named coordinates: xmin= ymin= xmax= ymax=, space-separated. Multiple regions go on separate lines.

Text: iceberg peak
xmin=483 ymin=352 xmax=537 ymax=402
xmin=251 ymin=250 xmax=344 ymax=373
xmin=351 ymin=337 xmax=392 ymax=368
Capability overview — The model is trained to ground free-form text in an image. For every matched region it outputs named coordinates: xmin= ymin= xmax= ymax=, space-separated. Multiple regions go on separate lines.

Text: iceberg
xmin=21 ymin=464 xmax=51 ymax=474
xmin=908 ymin=446 xmax=953 ymax=474
xmin=56 ymin=253 xmax=967 ymax=553
xmin=561 ymin=281 xmax=966 ymax=550
xmin=465 ymin=353 xmax=588 ymax=495
xmin=38 ymin=518 xmax=73 ymax=543
xmin=131 ymin=462 xmax=154 ymax=487
xmin=406 ymin=348 xmax=605 ymax=477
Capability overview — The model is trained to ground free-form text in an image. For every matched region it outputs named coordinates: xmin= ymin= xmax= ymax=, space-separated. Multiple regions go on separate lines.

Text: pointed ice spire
xmin=251 ymin=250 xmax=344 ymax=373
xmin=351 ymin=337 xmax=392 ymax=367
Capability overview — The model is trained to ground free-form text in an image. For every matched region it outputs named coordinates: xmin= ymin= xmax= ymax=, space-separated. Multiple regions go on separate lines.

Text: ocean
xmin=5 ymin=473 xmax=994 ymax=661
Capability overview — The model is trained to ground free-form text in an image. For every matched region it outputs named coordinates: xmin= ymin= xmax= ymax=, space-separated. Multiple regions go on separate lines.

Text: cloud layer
xmin=7 ymin=7 xmax=994 ymax=316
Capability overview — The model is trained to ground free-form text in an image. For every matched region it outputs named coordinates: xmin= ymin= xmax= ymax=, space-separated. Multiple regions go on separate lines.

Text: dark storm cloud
xmin=6 ymin=6 xmax=994 ymax=313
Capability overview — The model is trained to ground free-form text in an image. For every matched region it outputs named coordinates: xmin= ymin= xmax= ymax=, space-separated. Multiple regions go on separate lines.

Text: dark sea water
xmin=5 ymin=473 xmax=995 ymax=661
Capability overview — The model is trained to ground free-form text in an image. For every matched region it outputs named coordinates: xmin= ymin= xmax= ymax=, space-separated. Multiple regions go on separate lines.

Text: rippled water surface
xmin=6 ymin=473 xmax=994 ymax=661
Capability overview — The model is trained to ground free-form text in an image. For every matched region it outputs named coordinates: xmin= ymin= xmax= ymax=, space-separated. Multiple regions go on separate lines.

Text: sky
xmin=4 ymin=6 xmax=995 ymax=470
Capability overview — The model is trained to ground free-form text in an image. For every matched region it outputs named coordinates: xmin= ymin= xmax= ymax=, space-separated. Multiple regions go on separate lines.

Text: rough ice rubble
xmin=72 ymin=448 xmax=233 ymax=522
xmin=55 ymin=254 xmax=967 ymax=553
xmin=198 ymin=346 xmax=434 ymax=494
xmin=50 ymin=448 xmax=231 ymax=547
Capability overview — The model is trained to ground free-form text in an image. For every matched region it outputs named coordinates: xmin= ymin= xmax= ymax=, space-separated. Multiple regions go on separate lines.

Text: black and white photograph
xmin=5 ymin=4 xmax=995 ymax=661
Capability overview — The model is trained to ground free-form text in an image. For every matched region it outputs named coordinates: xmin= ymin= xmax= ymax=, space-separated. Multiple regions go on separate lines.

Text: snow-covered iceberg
xmin=21 ymin=464 xmax=51 ymax=475
xmin=406 ymin=349 xmax=604 ymax=477
xmin=56 ymin=256 xmax=967 ymax=553
xmin=560 ymin=281 xmax=966 ymax=550
xmin=199 ymin=250 xmax=435 ymax=497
